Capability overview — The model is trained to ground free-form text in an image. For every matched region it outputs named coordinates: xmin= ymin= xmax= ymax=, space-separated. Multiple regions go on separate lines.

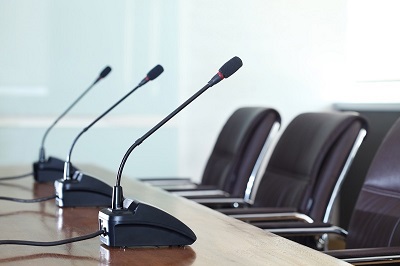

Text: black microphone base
xmin=98 ymin=198 xmax=197 ymax=247
xmin=54 ymin=172 xmax=112 ymax=207
xmin=33 ymin=156 xmax=79 ymax=183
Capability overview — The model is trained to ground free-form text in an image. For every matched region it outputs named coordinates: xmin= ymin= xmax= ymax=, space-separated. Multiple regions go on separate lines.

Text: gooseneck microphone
xmin=39 ymin=66 xmax=112 ymax=163
xmin=99 ymin=56 xmax=243 ymax=247
xmin=112 ymin=56 xmax=243 ymax=209
xmin=33 ymin=66 xmax=112 ymax=183
xmin=63 ymin=65 xmax=164 ymax=180
xmin=54 ymin=65 xmax=164 ymax=208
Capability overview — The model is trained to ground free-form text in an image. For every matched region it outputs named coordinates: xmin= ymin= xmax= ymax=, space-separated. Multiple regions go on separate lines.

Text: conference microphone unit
xmin=54 ymin=65 xmax=164 ymax=208
xmin=33 ymin=66 xmax=112 ymax=183
xmin=98 ymin=56 xmax=243 ymax=247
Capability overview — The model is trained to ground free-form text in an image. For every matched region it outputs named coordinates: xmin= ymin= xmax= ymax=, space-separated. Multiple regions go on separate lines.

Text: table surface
xmin=0 ymin=164 xmax=349 ymax=266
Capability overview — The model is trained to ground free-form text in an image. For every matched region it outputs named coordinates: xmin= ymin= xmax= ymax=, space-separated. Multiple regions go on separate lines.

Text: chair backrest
xmin=201 ymin=107 xmax=281 ymax=198
xmin=252 ymin=112 xmax=367 ymax=223
xmin=346 ymin=117 xmax=400 ymax=249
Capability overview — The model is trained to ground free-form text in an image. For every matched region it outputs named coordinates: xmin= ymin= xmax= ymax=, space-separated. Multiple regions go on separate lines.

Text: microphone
xmin=99 ymin=56 xmax=242 ymax=247
xmin=54 ymin=65 xmax=164 ymax=208
xmin=207 ymin=56 xmax=243 ymax=86
xmin=33 ymin=66 xmax=112 ymax=183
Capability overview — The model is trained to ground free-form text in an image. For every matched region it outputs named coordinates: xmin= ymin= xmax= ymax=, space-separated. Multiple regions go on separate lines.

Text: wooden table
xmin=0 ymin=164 xmax=349 ymax=265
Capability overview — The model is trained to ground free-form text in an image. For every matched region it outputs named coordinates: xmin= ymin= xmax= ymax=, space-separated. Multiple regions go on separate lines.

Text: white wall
xmin=2 ymin=0 xmax=391 ymax=182
xmin=0 ymin=0 xmax=182 ymax=177
xmin=177 ymin=0 xmax=348 ymax=180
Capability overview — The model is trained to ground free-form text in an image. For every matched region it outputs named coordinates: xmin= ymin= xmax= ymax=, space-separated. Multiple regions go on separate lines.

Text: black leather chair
xmin=263 ymin=116 xmax=400 ymax=264
xmin=195 ymin=112 xmax=367 ymax=230
xmin=141 ymin=107 xmax=281 ymax=199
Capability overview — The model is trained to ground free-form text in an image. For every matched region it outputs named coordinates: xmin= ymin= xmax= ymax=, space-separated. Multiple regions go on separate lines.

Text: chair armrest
xmin=160 ymin=183 xmax=200 ymax=190
xmin=230 ymin=211 xmax=314 ymax=223
xmin=172 ymin=189 xmax=230 ymax=198
xmin=219 ymin=206 xmax=296 ymax=215
xmin=193 ymin=197 xmax=251 ymax=208
xmin=263 ymin=223 xmax=348 ymax=237
xmin=217 ymin=207 xmax=312 ymax=223
xmin=138 ymin=177 xmax=194 ymax=186
xmin=167 ymin=185 xmax=218 ymax=192
xmin=325 ymin=246 xmax=400 ymax=264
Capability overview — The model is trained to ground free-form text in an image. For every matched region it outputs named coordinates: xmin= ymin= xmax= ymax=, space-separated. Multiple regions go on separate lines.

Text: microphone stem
xmin=66 ymin=83 xmax=142 ymax=166
xmin=116 ymin=83 xmax=212 ymax=187
xmin=39 ymin=79 xmax=99 ymax=162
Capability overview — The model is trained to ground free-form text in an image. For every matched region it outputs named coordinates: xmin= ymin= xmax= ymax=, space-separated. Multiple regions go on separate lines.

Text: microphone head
xmin=100 ymin=66 xmax=112 ymax=79
xmin=219 ymin=56 xmax=243 ymax=78
xmin=147 ymin=65 xmax=164 ymax=80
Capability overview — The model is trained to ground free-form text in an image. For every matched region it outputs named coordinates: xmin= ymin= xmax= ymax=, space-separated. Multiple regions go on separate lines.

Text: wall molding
xmin=0 ymin=114 xmax=177 ymax=128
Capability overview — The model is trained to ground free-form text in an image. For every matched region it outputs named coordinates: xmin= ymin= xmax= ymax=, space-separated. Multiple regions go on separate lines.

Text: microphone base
xmin=54 ymin=171 xmax=112 ymax=207
xmin=98 ymin=198 xmax=197 ymax=247
xmin=33 ymin=156 xmax=79 ymax=183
